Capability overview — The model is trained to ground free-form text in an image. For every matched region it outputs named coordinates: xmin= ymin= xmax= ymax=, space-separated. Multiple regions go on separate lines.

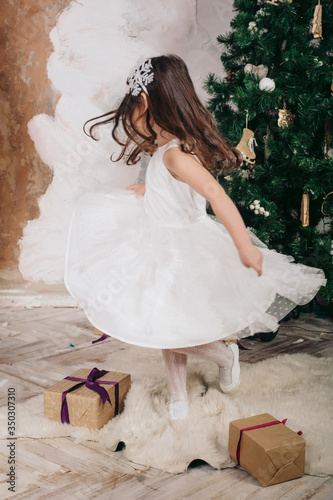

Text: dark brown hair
xmin=84 ymin=54 xmax=243 ymax=174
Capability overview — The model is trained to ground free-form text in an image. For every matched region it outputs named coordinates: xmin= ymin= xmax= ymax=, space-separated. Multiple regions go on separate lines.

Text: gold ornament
xmin=312 ymin=1 xmax=323 ymax=39
xmin=266 ymin=0 xmax=292 ymax=5
xmin=236 ymin=111 xmax=256 ymax=165
xmin=300 ymin=193 xmax=310 ymax=227
xmin=244 ymin=64 xmax=269 ymax=80
xmin=236 ymin=128 xmax=256 ymax=165
xmin=278 ymin=101 xmax=293 ymax=128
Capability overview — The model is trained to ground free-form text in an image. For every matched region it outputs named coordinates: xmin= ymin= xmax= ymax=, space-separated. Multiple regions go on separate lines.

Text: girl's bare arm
xmin=164 ymin=147 xmax=263 ymax=276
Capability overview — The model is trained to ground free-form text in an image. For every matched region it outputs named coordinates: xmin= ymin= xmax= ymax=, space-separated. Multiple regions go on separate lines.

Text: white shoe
xmin=219 ymin=342 xmax=240 ymax=393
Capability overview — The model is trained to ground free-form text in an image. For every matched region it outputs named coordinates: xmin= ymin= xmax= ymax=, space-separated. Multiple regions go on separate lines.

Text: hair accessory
xmin=126 ymin=58 xmax=154 ymax=97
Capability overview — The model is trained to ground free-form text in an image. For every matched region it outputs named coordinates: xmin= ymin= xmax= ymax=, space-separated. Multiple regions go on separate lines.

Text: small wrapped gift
xmin=229 ymin=413 xmax=305 ymax=487
xmin=44 ymin=367 xmax=131 ymax=430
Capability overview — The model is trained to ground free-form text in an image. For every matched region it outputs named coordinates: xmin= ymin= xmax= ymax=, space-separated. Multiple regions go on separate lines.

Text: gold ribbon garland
xmin=278 ymin=101 xmax=293 ymax=128
xmin=301 ymin=193 xmax=310 ymax=227
xmin=312 ymin=1 xmax=323 ymax=39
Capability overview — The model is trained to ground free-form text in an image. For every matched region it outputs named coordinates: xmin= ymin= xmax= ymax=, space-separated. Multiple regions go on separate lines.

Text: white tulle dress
xmin=64 ymin=138 xmax=327 ymax=348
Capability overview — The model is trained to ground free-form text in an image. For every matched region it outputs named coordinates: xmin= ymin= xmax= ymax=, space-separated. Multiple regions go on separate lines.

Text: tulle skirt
xmin=64 ymin=189 xmax=327 ymax=348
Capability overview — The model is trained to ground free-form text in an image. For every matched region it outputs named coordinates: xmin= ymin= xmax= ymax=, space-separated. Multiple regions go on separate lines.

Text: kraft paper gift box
xmin=229 ymin=413 xmax=305 ymax=487
xmin=44 ymin=367 xmax=131 ymax=430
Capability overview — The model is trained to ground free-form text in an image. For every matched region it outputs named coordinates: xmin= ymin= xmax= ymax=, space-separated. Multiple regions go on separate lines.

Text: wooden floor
xmin=0 ymin=283 xmax=333 ymax=499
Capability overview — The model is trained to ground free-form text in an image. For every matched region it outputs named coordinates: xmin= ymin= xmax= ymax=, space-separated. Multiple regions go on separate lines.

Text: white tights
xmin=162 ymin=341 xmax=234 ymax=419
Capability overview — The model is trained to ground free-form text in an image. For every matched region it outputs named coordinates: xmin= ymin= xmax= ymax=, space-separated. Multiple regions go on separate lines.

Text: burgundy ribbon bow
xmin=61 ymin=367 xmax=119 ymax=424
xmin=236 ymin=418 xmax=303 ymax=464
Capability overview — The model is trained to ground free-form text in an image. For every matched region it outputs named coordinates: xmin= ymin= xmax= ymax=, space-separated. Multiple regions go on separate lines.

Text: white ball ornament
xmin=259 ymin=77 xmax=275 ymax=92
xmin=251 ymin=200 xmax=270 ymax=216
xmin=248 ymin=21 xmax=257 ymax=32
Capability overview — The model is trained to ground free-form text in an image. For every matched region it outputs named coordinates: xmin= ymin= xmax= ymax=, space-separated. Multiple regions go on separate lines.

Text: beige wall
xmin=0 ymin=0 xmax=71 ymax=280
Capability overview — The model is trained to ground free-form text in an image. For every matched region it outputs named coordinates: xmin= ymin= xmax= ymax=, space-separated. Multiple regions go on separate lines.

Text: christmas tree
xmin=205 ymin=0 xmax=333 ymax=304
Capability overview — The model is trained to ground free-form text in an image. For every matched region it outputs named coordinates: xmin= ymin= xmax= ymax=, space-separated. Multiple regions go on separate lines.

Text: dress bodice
xmin=143 ymin=139 xmax=208 ymax=227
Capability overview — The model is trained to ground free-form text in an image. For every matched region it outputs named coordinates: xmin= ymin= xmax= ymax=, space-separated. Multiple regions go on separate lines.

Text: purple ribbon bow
xmin=61 ymin=367 xmax=119 ymax=424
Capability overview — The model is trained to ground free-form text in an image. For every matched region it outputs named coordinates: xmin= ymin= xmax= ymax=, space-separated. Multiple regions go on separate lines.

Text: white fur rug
xmin=1 ymin=350 xmax=332 ymax=475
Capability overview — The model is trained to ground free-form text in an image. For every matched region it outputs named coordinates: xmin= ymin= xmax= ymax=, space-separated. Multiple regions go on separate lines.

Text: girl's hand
xmin=126 ymin=183 xmax=146 ymax=197
xmin=238 ymin=244 xmax=263 ymax=277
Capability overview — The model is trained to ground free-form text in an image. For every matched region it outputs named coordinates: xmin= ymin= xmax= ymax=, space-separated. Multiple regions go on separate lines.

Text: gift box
xmin=44 ymin=367 xmax=131 ymax=430
xmin=229 ymin=413 xmax=305 ymax=487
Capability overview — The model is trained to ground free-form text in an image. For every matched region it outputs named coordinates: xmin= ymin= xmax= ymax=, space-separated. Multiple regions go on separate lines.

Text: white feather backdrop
xmin=18 ymin=0 xmax=235 ymax=284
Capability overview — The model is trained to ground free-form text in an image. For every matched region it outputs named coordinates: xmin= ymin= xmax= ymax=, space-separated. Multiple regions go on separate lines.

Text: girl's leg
xmin=173 ymin=341 xmax=234 ymax=386
xmin=162 ymin=349 xmax=188 ymax=419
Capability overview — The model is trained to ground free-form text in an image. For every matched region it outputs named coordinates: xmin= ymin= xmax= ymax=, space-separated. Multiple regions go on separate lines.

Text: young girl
xmin=64 ymin=54 xmax=326 ymax=420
